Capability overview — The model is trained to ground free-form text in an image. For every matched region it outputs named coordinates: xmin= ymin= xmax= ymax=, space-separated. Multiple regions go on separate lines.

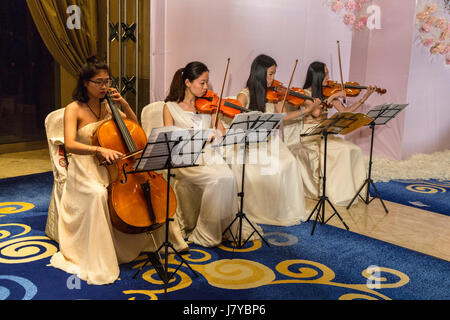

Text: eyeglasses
xmin=88 ymin=79 xmax=112 ymax=87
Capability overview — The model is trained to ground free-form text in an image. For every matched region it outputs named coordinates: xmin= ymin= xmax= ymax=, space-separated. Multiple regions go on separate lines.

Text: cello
xmin=92 ymin=92 xmax=177 ymax=234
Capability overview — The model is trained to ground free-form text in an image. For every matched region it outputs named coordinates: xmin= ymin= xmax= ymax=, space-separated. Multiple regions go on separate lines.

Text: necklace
xmin=87 ymin=103 xmax=101 ymax=120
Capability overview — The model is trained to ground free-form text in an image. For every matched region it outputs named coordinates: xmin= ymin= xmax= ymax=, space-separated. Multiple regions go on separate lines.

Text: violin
xmin=92 ymin=92 xmax=176 ymax=234
xmin=322 ymin=80 xmax=387 ymax=97
xmin=196 ymin=90 xmax=249 ymax=118
xmin=329 ymin=41 xmax=387 ymax=99
xmin=266 ymin=80 xmax=285 ymax=103
xmin=268 ymin=79 xmax=330 ymax=108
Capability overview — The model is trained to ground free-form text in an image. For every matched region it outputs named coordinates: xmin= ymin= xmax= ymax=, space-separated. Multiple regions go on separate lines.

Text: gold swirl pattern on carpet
xmin=0 ymin=202 xmax=57 ymax=264
xmin=125 ymin=238 xmax=410 ymax=300
xmin=405 ymin=180 xmax=449 ymax=194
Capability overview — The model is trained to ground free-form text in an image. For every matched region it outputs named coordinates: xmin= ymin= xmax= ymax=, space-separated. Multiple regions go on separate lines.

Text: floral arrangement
xmin=325 ymin=0 xmax=372 ymax=31
xmin=415 ymin=1 xmax=450 ymax=65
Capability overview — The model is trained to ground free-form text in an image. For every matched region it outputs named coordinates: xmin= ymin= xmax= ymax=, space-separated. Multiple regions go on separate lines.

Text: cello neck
xmin=105 ymin=92 xmax=138 ymax=153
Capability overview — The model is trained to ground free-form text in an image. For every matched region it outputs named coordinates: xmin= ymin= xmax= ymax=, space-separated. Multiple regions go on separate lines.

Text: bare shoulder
xmin=65 ymin=101 xmax=82 ymax=112
xmin=64 ymin=101 xmax=83 ymax=121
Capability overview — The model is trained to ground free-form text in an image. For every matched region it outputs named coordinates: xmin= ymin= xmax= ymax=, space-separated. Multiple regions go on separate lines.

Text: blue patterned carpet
xmin=1 ymin=172 xmax=450 ymax=301
xmin=372 ymin=179 xmax=450 ymax=217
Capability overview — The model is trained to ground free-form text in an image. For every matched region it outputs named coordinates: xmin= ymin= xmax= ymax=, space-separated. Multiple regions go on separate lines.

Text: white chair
xmin=141 ymin=101 xmax=165 ymax=134
xmin=140 ymin=101 xmax=201 ymax=239
xmin=44 ymin=108 xmax=68 ymax=243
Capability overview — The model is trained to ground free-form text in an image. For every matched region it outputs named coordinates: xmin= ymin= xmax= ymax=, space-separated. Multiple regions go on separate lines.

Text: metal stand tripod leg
xmin=222 ymin=140 xmax=269 ymax=249
xmin=346 ymin=123 xmax=388 ymax=213
xmin=307 ymin=131 xmax=349 ymax=235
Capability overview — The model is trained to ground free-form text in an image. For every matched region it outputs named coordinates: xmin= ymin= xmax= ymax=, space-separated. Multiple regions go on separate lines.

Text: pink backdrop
xmin=149 ymin=0 xmax=450 ymax=160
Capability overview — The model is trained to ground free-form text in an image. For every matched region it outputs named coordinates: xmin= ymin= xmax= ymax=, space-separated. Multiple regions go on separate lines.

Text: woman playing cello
xmin=50 ymin=56 xmax=187 ymax=285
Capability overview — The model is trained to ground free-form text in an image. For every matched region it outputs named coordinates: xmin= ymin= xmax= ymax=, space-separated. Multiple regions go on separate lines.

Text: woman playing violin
xmin=289 ymin=61 xmax=372 ymax=207
xmin=50 ymin=56 xmax=187 ymax=285
xmin=232 ymin=54 xmax=309 ymax=226
xmin=305 ymin=61 xmax=376 ymax=116
xmin=162 ymin=61 xmax=258 ymax=247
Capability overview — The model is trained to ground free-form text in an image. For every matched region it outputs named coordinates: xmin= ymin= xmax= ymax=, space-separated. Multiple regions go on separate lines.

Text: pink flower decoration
xmin=421 ymin=23 xmax=431 ymax=33
xmin=345 ymin=0 xmax=357 ymax=12
xmin=431 ymin=42 xmax=447 ymax=54
xmin=331 ymin=0 xmax=344 ymax=12
xmin=434 ymin=18 xmax=446 ymax=29
xmin=343 ymin=13 xmax=356 ymax=26
xmin=443 ymin=45 xmax=450 ymax=55
xmin=426 ymin=16 xmax=437 ymax=26
xmin=423 ymin=38 xmax=435 ymax=47
xmin=427 ymin=4 xmax=437 ymax=14
xmin=353 ymin=16 xmax=367 ymax=30
xmin=416 ymin=12 xmax=430 ymax=23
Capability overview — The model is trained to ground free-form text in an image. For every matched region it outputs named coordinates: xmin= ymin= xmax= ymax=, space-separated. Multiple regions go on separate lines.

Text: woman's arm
xmin=300 ymin=98 xmax=323 ymax=118
xmin=64 ymin=102 xmax=123 ymax=164
xmin=236 ymin=92 xmax=248 ymax=110
xmin=328 ymin=86 xmax=376 ymax=113
xmin=163 ymin=104 xmax=175 ymax=126
xmin=210 ymin=113 xmax=226 ymax=136
xmin=109 ymin=88 xmax=139 ymax=123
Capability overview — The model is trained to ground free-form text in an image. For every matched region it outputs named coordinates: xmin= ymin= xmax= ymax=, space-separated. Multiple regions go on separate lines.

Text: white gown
xmin=230 ymin=89 xmax=308 ymax=226
xmin=165 ymin=102 xmax=257 ymax=247
xmin=50 ymin=111 xmax=187 ymax=285
xmin=285 ymin=90 xmax=367 ymax=206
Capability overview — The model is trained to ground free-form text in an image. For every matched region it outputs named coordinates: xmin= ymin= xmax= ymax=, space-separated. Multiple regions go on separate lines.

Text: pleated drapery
xmin=26 ymin=0 xmax=98 ymax=76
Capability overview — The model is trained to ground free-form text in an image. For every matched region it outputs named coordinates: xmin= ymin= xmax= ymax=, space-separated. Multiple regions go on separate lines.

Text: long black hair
xmin=165 ymin=61 xmax=209 ymax=103
xmin=246 ymin=54 xmax=277 ymax=112
xmin=72 ymin=56 xmax=110 ymax=103
xmin=303 ymin=61 xmax=326 ymax=100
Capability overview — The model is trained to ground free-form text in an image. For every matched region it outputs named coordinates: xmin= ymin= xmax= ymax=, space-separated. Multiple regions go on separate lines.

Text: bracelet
xmin=91 ymin=146 xmax=99 ymax=155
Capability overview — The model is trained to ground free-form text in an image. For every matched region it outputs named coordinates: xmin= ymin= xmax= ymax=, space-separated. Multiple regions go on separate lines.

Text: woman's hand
xmin=97 ymin=146 xmax=123 ymax=165
xmin=364 ymin=85 xmax=376 ymax=99
xmin=108 ymin=88 xmax=127 ymax=108
xmin=331 ymin=90 xmax=347 ymax=101
xmin=311 ymin=99 xmax=323 ymax=117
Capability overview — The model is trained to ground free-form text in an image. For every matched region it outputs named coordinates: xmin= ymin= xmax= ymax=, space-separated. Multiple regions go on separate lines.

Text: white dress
xmin=230 ymin=89 xmax=308 ymax=226
xmin=165 ymin=102 xmax=256 ymax=247
xmin=286 ymin=90 xmax=367 ymax=206
xmin=50 ymin=111 xmax=187 ymax=285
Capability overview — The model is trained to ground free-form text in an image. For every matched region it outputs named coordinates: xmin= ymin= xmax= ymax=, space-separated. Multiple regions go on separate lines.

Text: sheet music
xmin=301 ymin=112 xmax=372 ymax=136
xmin=134 ymin=126 xmax=211 ymax=171
xmin=366 ymin=103 xmax=408 ymax=125
xmin=216 ymin=112 xmax=285 ymax=146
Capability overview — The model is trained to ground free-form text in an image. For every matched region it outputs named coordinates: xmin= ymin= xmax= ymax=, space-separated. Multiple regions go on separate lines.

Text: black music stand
xmin=216 ymin=112 xmax=285 ymax=248
xmin=346 ymin=103 xmax=408 ymax=212
xmin=301 ymin=112 xmax=372 ymax=235
xmin=129 ymin=126 xmax=211 ymax=299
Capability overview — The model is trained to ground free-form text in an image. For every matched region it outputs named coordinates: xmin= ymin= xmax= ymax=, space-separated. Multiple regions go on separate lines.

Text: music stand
xmin=129 ymin=126 xmax=211 ymax=298
xmin=301 ymin=112 xmax=373 ymax=235
xmin=346 ymin=103 xmax=408 ymax=212
xmin=215 ymin=111 xmax=285 ymax=248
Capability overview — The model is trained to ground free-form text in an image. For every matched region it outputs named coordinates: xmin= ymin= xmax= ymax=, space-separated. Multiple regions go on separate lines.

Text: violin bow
xmin=213 ymin=57 xmax=230 ymax=129
xmin=337 ymin=40 xmax=347 ymax=104
xmin=280 ymin=59 xmax=298 ymax=113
